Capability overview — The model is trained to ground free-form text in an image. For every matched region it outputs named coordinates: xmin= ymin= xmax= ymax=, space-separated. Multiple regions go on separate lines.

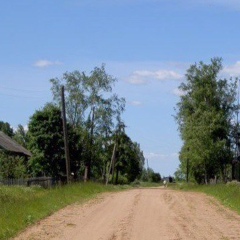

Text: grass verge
xmin=0 ymin=182 xmax=127 ymax=240
xmin=171 ymin=182 xmax=240 ymax=215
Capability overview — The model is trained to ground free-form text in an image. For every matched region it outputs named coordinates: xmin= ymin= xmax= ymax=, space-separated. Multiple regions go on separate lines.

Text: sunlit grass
xmin=0 ymin=182 xmax=126 ymax=240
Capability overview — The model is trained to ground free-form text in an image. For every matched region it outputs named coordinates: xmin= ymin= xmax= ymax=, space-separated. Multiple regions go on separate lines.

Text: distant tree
xmin=140 ymin=167 xmax=161 ymax=183
xmin=151 ymin=172 xmax=162 ymax=183
xmin=13 ymin=124 xmax=28 ymax=148
xmin=174 ymin=168 xmax=185 ymax=181
xmin=28 ymin=103 xmax=81 ymax=178
xmin=113 ymin=131 xmax=144 ymax=183
xmin=0 ymin=121 xmax=14 ymax=137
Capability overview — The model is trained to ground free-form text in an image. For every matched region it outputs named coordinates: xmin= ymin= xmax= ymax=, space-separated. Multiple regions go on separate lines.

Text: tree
xmin=113 ymin=131 xmax=144 ymax=183
xmin=174 ymin=168 xmax=185 ymax=182
xmin=175 ymin=58 xmax=237 ymax=183
xmin=50 ymin=64 xmax=125 ymax=180
xmin=13 ymin=124 xmax=28 ymax=148
xmin=0 ymin=152 xmax=27 ymax=179
xmin=50 ymin=71 xmax=88 ymax=128
xmin=28 ymin=103 xmax=81 ymax=178
xmin=0 ymin=121 xmax=14 ymax=137
xmin=140 ymin=168 xmax=161 ymax=183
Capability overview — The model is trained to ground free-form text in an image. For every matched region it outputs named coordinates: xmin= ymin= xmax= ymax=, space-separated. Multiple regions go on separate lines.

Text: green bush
xmin=0 ymin=153 xmax=27 ymax=179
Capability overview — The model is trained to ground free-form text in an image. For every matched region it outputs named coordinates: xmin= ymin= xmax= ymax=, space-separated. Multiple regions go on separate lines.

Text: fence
xmin=0 ymin=177 xmax=54 ymax=188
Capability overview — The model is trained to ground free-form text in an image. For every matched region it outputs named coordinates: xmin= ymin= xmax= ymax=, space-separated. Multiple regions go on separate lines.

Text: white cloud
xmin=23 ymin=125 xmax=28 ymax=131
xmin=33 ymin=60 xmax=63 ymax=68
xmin=144 ymin=152 xmax=179 ymax=161
xmin=76 ymin=0 xmax=240 ymax=11
xmin=173 ymin=88 xmax=185 ymax=97
xmin=197 ymin=0 xmax=240 ymax=10
xmin=222 ymin=61 xmax=240 ymax=77
xmin=127 ymin=69 xmax=183 ymax=85
xmin=129 ymin=100 xmax=143 ymax=106
xmin=128 ymin=75 xmax=149 ymax=85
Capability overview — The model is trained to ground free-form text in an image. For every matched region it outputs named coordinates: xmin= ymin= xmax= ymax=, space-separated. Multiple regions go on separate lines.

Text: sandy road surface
xmin=14 ymin=188 xmax=240 ymax=240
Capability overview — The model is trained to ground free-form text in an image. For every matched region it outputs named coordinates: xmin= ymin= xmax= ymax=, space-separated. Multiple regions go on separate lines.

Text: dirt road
xmin=14 ymin=188 xmax=240 ymax=240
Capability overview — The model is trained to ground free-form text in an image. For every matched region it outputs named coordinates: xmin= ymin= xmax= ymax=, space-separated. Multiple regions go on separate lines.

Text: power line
xmin=0 ymin=91 xmax=45 ymax=99
xmin=0 ymin=85 xmax=48 ymax=93
xmin=0 ymin=83 xmax=50 ymax=99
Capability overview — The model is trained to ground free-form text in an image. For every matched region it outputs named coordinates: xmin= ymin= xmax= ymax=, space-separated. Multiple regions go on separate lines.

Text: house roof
xmin=0 ymin=131 xmax=31 ymax=157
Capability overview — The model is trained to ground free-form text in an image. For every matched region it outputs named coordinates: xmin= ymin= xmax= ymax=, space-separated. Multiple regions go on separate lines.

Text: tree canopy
xmin=0 ymin=65 xmax=147 ymax=184
xmin=28 ymin=103 xmax=81 ymax=178
xmin=175 ymin=58 xmax=237 ymax=183
xmin=0 ymin=121 xmax=14 ymax=137
xmin=50 ymin=64 xmax=126 ymax=180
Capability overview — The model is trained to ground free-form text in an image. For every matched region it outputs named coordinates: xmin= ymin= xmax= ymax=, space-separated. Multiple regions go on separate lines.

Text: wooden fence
xmin=0 ymin=177 xmax=54 ymax=188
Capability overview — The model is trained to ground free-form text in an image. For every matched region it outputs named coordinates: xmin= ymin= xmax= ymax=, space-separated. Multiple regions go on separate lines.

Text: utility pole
xmin=106 ymin=122 xmax=123 ymax=185
xmin=186 ymin=157 xmax=189 ymax=183
xmin=146 ymin=158 xmax=150 ymax=180
xmin=106 ymin=143 xmax=116 ymax=185
xmin=84 ymin=106 xmax=95 ymax=182
xmin=61 ymin=86 xmax=71 ymax=184
xmin=186 ymin=147 xmax=189 ymax=183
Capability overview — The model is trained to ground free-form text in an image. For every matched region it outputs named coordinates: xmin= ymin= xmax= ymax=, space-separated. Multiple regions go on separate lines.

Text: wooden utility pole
xmin=106 ymin=143 xmax=116 ymax=185
xmin=146 ymin=158 xmax=150 ymax=180
xmin=186 ymin=147 xmax=189 ymax=183
xmin=84 ymin=106 xmax=95 ymax=182
xmin=106 ymin=123 xmax=124 ymax=185
xmin=186 ymin=157 xmax=189 ymax=183
xmin=61 ymin=86 xmax=71 ymax=184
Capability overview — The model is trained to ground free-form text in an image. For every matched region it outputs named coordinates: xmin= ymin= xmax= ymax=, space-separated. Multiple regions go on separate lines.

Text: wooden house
xmin=0 ymin=131 xmax=31 ymax=157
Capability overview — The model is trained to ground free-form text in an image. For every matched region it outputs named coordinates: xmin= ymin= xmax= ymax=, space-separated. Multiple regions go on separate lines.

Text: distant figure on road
xmin=163 ymin=180 xmax=167 ymax=188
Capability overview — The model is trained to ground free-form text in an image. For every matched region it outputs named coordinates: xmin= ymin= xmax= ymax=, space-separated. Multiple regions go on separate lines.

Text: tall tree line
xmin=25 ymin=64 xmax=144 ymax=183
xmin=175 ymin=58 xmax=238 ymax=183
xmin=0 ymin=65 xmax=148 ymax=183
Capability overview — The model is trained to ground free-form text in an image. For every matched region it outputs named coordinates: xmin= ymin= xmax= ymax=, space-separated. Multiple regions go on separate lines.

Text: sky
xmin=1 ymin=0 xmax=240 ymax=177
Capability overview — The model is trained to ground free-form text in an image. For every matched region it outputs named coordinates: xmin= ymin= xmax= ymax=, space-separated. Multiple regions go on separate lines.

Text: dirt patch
xmin=13 ymin=188 xmax=240 ymax=240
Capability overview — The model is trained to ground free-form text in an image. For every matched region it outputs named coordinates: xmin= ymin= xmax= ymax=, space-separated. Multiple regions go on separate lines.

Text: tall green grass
xmin=172 ymin=182 xmax=240 ymax=214
xmin=0 ymin=182 xmax=126 ymax=240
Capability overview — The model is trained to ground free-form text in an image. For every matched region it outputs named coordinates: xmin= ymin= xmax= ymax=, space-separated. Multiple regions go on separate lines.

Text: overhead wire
xmin=0 ymin=85 xmax=50 ymax=99
xmin=0 ymin=85 xmax=47 ymax=92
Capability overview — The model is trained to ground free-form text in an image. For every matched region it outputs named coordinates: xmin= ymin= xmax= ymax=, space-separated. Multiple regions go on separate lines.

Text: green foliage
xmin=0 ymin=152 xmax=27 ymax=179
xmin=13 ymin=124 xmax=29 ymax=148
xmin=114 ymin=132 xmax=144 ymax=183
xmin=174 ymin=168 xmax=185 ymax=182
xmin=0 ymin=123 xmax=30 ymax=179
xmin=151 ymin=172 xmax=161 ymax=183
xmin=175 ymin=58 xmax=237 ymax=183
xmin=50 ymin=65 xmax=126 ymax=180
xmin=0 ymin=121 xmax=14 ymax=137
xmin=50 ymin=71 xmax=87 ymax=127
xmin=0 ymin=183 xmax=126 ymax=240
xmin=115 ymin=174 xmax=129 ymax=185
xmin=140 ymin=168 xmax=161 ymax=183
xmin=28 ymin=103 xmax=81 ymax=178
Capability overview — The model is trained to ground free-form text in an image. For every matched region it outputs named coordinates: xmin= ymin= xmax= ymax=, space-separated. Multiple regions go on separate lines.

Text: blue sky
xmin=1 ymin=0 xmax=240 ymax=176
